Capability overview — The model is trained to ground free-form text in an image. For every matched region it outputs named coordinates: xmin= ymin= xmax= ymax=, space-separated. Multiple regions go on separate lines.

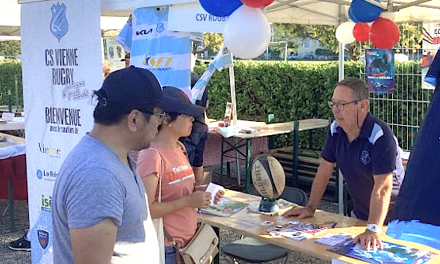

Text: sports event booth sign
xmin=21 ymin=0 xmax=101 ymax=263
xmin=168 ymin=2 xmax=228 ymax=33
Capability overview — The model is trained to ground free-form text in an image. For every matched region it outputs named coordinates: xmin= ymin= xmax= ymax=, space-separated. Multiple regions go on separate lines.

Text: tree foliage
xmin=271 ymin=22 xmax=423 ymax=60
xmin=0 ymin=41 xmax=21 ymax=57
xmin=203 ymin=33 xmax=224 ymax=53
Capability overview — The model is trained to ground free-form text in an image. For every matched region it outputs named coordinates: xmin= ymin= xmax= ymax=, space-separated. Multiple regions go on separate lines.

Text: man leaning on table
xmin=283 ymin=77 xmax=404 ymax=251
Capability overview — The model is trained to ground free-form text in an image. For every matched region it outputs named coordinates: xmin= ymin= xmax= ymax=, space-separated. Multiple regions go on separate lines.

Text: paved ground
xmin=0 ymin=164 xmax=339 ymax=264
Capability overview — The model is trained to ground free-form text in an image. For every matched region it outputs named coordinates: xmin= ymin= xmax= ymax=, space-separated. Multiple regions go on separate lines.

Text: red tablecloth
xmin=203 ymin=133 xmax=268 ymax=167
xmin=0 ymin=154 xmax=28 ymax=200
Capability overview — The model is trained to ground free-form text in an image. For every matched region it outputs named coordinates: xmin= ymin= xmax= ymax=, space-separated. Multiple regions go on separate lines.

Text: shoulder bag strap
xmin=149 ymin=148 xmax=163 ymax=203
xmin=150 ymin=148 xmax=180 ymax=253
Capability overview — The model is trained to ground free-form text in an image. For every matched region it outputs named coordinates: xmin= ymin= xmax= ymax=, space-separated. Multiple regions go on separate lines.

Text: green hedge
xmin=0 ymin=61 xmax=23 ymax=108
xmin=195 ymin=60 xmax=430 ymax=150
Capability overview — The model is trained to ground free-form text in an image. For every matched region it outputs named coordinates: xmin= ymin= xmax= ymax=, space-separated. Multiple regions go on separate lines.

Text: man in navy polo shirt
xmin=283 ymin=77 xmax=403 ymax=251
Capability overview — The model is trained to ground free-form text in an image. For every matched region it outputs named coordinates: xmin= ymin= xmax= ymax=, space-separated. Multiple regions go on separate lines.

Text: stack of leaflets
xmin=267 ymin=221 xmax=327 ymax=241
xmin=329 ymin=240 xmax=438 ymax=264
xmin=199 ymin=197 xmax=248 ymax=217
xmin=314 ymin=232 xmax=354 ymax=247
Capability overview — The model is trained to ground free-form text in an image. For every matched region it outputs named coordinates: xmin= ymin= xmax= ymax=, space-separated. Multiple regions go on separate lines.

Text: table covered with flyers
xmin=199 ymin=190 xmax=440 ymax=264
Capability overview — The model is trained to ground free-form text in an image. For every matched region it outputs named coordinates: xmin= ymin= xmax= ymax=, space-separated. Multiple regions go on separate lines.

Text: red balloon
xmin=370 ymin=18 xmax=400 ymax=49
xmin=239 ymin=0 xmax=275 ymax=8
xmin=353 ymin=23 xmax=370 ymax=42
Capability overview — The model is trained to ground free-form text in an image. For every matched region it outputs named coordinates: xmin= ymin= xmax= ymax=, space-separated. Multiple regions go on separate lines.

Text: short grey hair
xmin=337 ymin=77 xmax=370 ymax=101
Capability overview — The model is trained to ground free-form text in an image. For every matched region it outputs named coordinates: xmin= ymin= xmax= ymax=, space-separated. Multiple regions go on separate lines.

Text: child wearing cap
xmin=136 ymin=86 xmax=223 ymax=264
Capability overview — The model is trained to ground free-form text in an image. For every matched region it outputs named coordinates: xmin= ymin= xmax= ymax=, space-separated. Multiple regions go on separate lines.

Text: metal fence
xmin=359 ymin=23 xmax=434 ymax=151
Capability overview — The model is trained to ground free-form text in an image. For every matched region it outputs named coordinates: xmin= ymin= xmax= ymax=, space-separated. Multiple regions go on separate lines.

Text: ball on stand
xmin=252 ymin=154 xmax=285 ymax=213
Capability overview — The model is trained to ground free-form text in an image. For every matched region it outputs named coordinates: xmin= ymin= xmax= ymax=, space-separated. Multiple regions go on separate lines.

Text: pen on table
xmin=331 ymin=220 xmax=339 ymax=228
xmin=314 ymin=221 xmax=335 ymax=226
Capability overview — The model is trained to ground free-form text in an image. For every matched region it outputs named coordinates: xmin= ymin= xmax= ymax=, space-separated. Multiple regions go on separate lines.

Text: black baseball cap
xmin=96 ymin=66 xmax=177 ymax=112
xmin=162 ymin=86 xmax=204 ymax=118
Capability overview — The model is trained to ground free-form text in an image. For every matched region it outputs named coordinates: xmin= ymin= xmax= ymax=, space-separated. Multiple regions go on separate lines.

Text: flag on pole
xmin=191 ymin=46 xmax=233 ymax=104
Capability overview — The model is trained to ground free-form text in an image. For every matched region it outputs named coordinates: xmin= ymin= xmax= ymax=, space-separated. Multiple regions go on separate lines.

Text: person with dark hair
xmin=137 ymin=86 xmax=223 ymax=264
xmin=52 ymin=67 xmax=175 ymax=264
xmin=179 ymin=53 xmax=209 ymax=185
xmin=283 ymin=77 xmax=404 ymax=251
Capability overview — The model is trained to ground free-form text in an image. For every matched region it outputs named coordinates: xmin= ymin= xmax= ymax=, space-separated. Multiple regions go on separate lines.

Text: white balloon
xmin=224 ymin=6 xmax=271 ymax=59
xmin=335 ymin=21 xmax=356 ymax=44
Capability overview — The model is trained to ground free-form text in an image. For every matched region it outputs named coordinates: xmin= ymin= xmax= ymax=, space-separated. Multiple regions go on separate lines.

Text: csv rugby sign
xmin=168 ymin=2 xmax=228 ymax=33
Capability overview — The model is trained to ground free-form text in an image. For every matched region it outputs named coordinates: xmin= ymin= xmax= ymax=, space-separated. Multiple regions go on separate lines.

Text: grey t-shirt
xmin=52 ymin=134 xmax=159 ymax=264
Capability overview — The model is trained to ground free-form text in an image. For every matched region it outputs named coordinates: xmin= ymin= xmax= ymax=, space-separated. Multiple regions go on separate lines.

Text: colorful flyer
xmin=366 ymin=49 xmax=395 ymax=94
xmin=422 ymin=23 xmax=440 ymax=89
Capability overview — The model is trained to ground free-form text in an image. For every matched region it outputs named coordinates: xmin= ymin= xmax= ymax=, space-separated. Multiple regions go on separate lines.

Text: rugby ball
xmin=251 ymin=154 xmax=285 ymax=199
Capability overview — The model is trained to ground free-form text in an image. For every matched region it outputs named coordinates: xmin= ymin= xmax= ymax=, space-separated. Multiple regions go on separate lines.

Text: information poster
xmin=422 ymin=22 xmax=440 ymax=89
xmin=103 ymin=36 xmax=126 ymax=71
xmin=366 ymin=49 xmax=395 ymax=94
xmin=21 ymin=0 xmax=101 ymax=263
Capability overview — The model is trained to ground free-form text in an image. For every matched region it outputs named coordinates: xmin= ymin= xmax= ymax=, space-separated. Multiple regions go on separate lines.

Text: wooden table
xmin=217 ymin=119 xmax=329 ymax=192
xmin=200 ymin=190 xmax=440 ymax=263
xmin=0 ymin=132 xmax=25 ymax=143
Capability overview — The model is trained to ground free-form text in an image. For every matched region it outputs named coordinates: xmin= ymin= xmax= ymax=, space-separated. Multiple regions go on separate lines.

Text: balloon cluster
xmin=336 ymin=0 xmax=400 ymax=50
xmin=199 ymin=0 xmax=274 ymax=59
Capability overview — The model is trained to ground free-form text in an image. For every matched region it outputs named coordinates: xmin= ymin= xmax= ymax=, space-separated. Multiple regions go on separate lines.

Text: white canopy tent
xmin=94 ymin=0 xmax=440 ymax=24
xmin=0 ymin=0 xmax=128 ymax=41
xmin=16 ymin=0 xmax=440 ymax=217
xmin=0 ymin=0 xmax=20 ymax=40
xmin=265 ymin=0 xmax=440 ymax=25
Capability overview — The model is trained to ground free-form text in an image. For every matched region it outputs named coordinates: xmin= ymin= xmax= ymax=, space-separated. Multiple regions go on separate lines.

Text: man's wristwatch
xmin=366 ymin=223 xmax=382 ymax=234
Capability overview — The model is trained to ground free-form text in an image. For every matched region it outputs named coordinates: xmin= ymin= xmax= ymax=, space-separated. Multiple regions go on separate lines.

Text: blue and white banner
xmin=191 ymin=46 xmax=233 ymax=103
xmin=21 ymin=0 xmax=101 ymax=263
xmin=168 ymin=2 xmax=228 ymax=33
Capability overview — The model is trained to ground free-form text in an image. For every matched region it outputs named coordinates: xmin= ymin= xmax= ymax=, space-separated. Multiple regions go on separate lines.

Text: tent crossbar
xmin=393 ymin=0 xmax=433 ymax=11
xmin=394 ymin=0 xmax=440 ymax=10
xmin=319 ymin=0 xmax=350 ymax=6
xmin=269 ymin=1 xmax=340 ymax=21
xmin=267 ymin=0 xmax=301 ymax=12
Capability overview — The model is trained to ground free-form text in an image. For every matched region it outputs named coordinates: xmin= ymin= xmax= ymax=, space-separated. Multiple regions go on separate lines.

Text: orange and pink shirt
xmin=137 ymin=142 xmax=197 ymax=247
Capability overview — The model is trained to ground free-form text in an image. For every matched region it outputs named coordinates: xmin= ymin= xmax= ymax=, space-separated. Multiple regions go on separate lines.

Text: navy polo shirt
xmin=321 ymin=113 xmax=397 ymax=220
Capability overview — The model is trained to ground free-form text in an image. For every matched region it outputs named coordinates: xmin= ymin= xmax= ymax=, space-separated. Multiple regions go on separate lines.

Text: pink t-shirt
xmin=137 ymin=142 xmax=197 ymax=247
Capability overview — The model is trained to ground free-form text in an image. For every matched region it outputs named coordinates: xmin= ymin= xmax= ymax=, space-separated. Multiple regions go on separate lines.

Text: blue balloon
xmin=350 ymin=0 xmax=382 ymax=23
xmin=199 ymin=0 xmax=242 ymax=17
xmin=348 ymin=7 xmax=358 ymax=23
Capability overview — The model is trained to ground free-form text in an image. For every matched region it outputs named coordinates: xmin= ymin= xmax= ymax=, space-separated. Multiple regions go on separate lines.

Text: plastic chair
xmin=221 ymin=187 xmax=308 ymax=263
xmin=279 ymin=187 xmax=308 ymax=206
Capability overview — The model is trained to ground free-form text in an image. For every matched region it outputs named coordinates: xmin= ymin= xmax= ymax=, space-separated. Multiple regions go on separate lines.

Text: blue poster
xmin=366 ymin=49 xmax=395 ymax=94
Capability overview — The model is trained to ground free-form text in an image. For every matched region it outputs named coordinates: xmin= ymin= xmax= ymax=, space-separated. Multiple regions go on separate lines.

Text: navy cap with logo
xmin=162 ymin=86 xmax=204 ymax=118
xmin=96 ymin=66 xmax=176 ymax=112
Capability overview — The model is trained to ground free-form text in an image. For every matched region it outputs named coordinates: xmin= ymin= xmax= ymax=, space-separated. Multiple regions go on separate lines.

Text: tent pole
xmin=338 ymin=5 xmax=345 ymax=216
xmin=229 ymin=60 xmax=238 ymax=126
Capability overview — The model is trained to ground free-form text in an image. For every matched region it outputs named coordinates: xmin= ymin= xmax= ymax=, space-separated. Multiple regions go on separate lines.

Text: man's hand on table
xmin=281 ymin=204 xmax=315 ymax=219
xmin=353 ymin=229 xmax=382 ymax=251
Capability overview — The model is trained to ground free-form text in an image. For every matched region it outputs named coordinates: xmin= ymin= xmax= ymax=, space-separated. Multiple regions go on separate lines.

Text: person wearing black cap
xmin=52 ymin=67 xmax=175 ymax=264
xmin=121 ymin=52 xmax=130 ymax=68
xmin=137 ymin=86 xmax=223 ymax=264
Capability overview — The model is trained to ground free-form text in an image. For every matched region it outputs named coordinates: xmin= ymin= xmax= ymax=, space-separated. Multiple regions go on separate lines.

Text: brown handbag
xmin=164 ymin=221 xmax=219 ymax=264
